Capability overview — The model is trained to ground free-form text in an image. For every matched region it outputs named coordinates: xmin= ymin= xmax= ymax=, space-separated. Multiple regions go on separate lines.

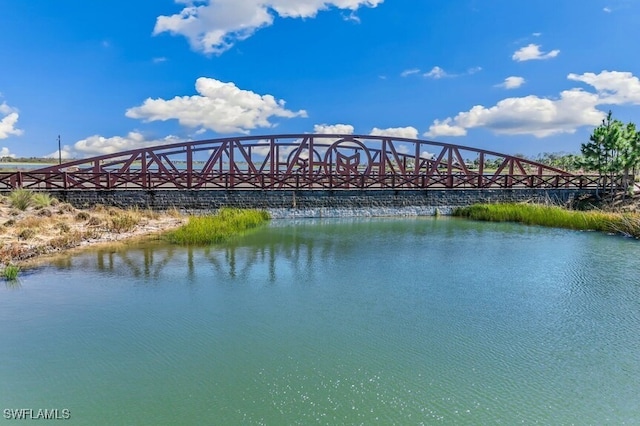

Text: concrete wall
xmin=27 ymin=188 xmax=597 ymax=217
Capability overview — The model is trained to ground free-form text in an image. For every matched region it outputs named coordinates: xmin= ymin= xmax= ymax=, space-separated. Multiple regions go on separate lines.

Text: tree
xmin=618 ymin=122 xmax=640 ymax=193
xmin=581 ymin=111 xmax=640 ymax=198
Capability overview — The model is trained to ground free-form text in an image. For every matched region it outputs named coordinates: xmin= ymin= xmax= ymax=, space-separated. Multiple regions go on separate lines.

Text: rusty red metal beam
xmin=5 ymin=134 xmax=604 ymax=191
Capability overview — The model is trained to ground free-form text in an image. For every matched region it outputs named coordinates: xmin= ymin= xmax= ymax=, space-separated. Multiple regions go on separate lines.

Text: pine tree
xmin=581 ymin=111 xmax=640 ymax=198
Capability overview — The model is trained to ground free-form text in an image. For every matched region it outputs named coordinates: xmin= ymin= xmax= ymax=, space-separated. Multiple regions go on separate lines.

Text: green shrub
xmin=2 ymin=264 xmax=20 ymax=281
xmin=166 ymin=208 xmax=270 ymax=245
xmin=32 ymin=192 xmax=55 ymax=208
xmin=9 ymin=189 xmax=33 ymax=210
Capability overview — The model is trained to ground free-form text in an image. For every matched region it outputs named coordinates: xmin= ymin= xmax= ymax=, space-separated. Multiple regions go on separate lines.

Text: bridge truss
xmin=1 ymin=134 xmax=600 ymax=191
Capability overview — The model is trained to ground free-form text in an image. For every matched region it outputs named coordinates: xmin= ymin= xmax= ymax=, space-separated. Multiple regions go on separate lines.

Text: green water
xmin=1 ymin=217 xmax=639 ymax=425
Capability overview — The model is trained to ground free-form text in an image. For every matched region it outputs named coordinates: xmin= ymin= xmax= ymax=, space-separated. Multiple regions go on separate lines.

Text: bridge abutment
xmin=37 ymin=189 xmax=597 ymax=217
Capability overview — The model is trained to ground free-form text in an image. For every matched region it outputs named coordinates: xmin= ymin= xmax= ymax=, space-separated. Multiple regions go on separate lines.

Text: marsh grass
xmin=142 ymin=208 xmax=161 ymax=220
xmin=17 ymin=228 xmax=36 ymax=240
xmin=75 ymin=211 xmax=91 ymax=221
xmin=166 ymin=206 xmax=181 ymax=218
xmin=2 ymin=264 xmax=20 ymax=281
xmin=16 ymin=216 xmax=47 ymax=229
xmin=452 ymin=203 xmax=640 ymax=237
xmin=167 ymin=208 xmax=270 ymax=245
xmin=56 ymin=203 xmax=75 ymax=214
xmin=9 ymin=189 xmax=33 ymax=210
xmin=107 ymin=211 xmax=141 ymax=233
xmin=607 ymin=214 xmax=640 ymax=238
xmin=32 ymin=192 xmax=55 ymax=208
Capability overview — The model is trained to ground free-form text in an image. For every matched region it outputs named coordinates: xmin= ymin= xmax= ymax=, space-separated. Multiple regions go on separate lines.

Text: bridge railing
xmin=0 ymin=171 xmax=608 ymax=191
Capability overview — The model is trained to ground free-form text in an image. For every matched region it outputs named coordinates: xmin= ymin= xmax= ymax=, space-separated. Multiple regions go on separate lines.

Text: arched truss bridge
xmin=2 ymin=134 xmax=600 ymax=191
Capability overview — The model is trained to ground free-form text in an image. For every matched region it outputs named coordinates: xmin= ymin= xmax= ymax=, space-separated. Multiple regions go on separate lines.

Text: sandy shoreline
xmin=0 ymin=199 xmax=187 ymax=269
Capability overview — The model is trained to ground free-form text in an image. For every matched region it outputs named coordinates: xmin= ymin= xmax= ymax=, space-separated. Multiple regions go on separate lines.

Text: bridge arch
xmin=5 ymin=134 xmax=598 ymax=190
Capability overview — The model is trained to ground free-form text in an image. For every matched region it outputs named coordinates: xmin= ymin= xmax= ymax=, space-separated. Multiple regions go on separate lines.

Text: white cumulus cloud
xmin=497 ymin=76 xmax=526 ymax=89
xmin=370 ymin=126 xmax=418 ymax=139
xmin=46 ymin=132 xmax=184 ymax=158
xmin=313 ymin=123 xmax=355 ymax=134
xmin=567 ymin=70 xmax=640 ymax=105
xmin=126 ymin=77 xmax=307 ymax=134
xmin=512 ymin=43 xmax=560 ymax=61
xmin=0 ymin=147 xmax=16 ymax=158
xmin=425 ymin=70 xmax=640 ymax=139
xmin=154 ymin=0 xmax=384 ymax=54
xmin=0 ymin=101 xmax=24 ymax=139
xmin=424 ymin=119 xmax=468 ymax=138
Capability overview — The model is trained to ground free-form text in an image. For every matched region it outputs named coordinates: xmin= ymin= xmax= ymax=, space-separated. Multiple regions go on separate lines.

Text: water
xmin=1 ymin=218 xmax=639 ymax=424
xmin=0 ymin=162 xmax=55 ymax=171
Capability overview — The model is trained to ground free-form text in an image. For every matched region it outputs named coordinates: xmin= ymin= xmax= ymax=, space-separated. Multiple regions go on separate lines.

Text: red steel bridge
xmin=0 ymin=134 xmax=601 ymax=191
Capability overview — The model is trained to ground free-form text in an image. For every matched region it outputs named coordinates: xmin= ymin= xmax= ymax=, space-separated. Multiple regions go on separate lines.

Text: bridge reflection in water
xmin=2 ymin=134 xmax=603 ymax=191
xmin=43 ymin=217 xmax=538 ymax=288
xmin=45 ymin=218 xmax=462 ymax=284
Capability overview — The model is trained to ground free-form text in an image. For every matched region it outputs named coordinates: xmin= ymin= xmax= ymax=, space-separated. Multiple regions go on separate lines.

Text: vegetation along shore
xmin=453 ymin=201 xmax=640 ymax=238
xmin=0 ymin=189 xmax=271 ymax=280
xmin=3 ymin=187 xmax=640 ymax=281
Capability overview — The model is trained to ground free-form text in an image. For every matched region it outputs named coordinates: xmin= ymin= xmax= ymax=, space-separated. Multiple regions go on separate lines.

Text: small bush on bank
xmin=57 ymin=203 xmax=75 ymax=214
xmin=2 ymin=264 xmax=20 ymax=281
xmin=86 ymin=216 xmax=102 ymax=227
xmin=107 ymin=212 xmax=140 ymax=233
xmin=75 ymin=211 xmax=91 ymax=221
xmin=166 ymin=208 xmax=270 ymax=245
xmin=32 ymin=192 xmax=55 ymax=208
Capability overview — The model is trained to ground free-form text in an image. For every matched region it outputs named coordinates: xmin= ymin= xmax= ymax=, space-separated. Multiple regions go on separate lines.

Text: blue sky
xmin=1 ymin=0 xmax=639 ymax=160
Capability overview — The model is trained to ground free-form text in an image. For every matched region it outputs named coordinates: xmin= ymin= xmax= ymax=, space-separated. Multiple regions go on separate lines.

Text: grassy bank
xmin=452 ymin=203 xmax=640 ymax=238
xmin=1 ymin=190 xmax=188 ymax=279
xmin=166 ymin=208 xmax=270 ymax=245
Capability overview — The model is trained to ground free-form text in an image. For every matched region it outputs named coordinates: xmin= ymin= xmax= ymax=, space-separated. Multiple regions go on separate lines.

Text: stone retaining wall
xmin=19 ymin=188 xmax=597 ymax=217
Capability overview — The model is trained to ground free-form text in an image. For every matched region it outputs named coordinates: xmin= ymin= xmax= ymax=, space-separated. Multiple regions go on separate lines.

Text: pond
xmin=1 ymin=217 xmax=639 ymax=424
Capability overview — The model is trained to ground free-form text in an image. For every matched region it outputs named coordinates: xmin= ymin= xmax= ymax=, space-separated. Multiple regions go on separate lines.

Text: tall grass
xmin=9 ymin=188 xmax=33 ymax=210
xmin=452 ymin=203 xmax=619 ymax=233
xmin=107 ymin=211 xmax=141 ymax=233
xmin=166 ymin=208 xmax=270 ymax=245
xmin=2 ymin=264 xmax=21 ymax=281
xmin=607 ymin=214 xmax=640 ymax=238
xmin=32 ymin=192 xmax=55 ymax=208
